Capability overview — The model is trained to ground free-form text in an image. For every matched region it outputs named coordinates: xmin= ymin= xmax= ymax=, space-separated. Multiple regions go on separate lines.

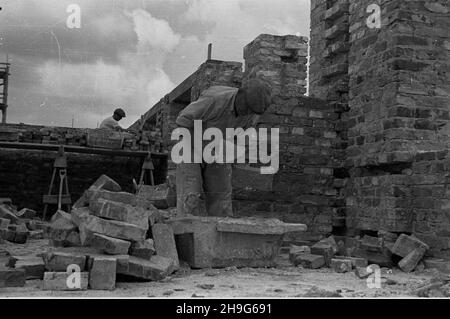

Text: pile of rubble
xmin=1 ymin=175 xmax=180 ymax=290
xmin=287 ymin=231 xmax=442 ymax=277
xmin=0 ymin=198 xmax=47 ymax=244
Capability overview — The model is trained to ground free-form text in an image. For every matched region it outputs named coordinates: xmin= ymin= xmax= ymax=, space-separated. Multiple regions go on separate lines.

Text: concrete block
xmin=43 ymin=252 xmax=86 ymax=272
xmin=90 ymin=175 xmax=121 ymax=192
xmin=75 ymin=212 xmax=147 ymax=244
xmin=88 ymin=256 xmax=116 ymax=290
xmin=290 ymin=253 xmax=325 ymax=269
xmin=360 ymin=235 xmax=384 ymax=251
xmin=7 ymin=256 xmax=45 ymax=279
xmin=43 ymin=272 xmax=88 ymax=291
xmin=423 ymin=259 xmax=450 ymax=274
xmin=391 ymin=234 xmax=429 ymax=258
xmin=15 ymin=208 xmax=36 ymax=219
xmin=352 ymin=247 xmax=393 ymax=268
xmin=130 ymin=239 xmax=155 ymax=260
xmin=331 ymin=258 xmax=353 ymax=273
xmin=0 ymin=267 xmax=26 ymax=287
xmin=91 ymin=233 xmax=131 ymax=255
xmin=89 ymin=199 xmax=149 ymax=229
xmin=123 ymin=255 xmax=174 ymax=280
xmin=152 ymin=223 xmax=179 ymax=270
xmin=398 ymin=249 xmax=426 ymax=273
xmin=289 ymin=245 xmax=311 ymax=256
xmin=168 ymin=216 xmax=306 ymax=268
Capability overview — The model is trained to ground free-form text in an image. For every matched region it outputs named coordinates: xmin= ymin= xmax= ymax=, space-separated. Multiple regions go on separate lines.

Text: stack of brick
xmin=0 ymin=198 xmax=48 ymax=244
xmin=37 ymin=174 xmax=180 ymax=290
xmin=233 ymin=34 xmax=341 ymax=240
xmin=0 ymin=124 xmax=166 ymax=153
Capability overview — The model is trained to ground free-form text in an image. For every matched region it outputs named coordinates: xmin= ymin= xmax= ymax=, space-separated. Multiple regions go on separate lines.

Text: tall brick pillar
xmin=337 ymin=0 xmax=449 ymax=255
xmin=232 ymin=34 xmax=341 ymax=240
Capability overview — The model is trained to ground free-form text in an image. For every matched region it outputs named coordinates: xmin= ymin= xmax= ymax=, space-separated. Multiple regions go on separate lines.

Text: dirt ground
xmin=0 ymin=239 xmax=440 ymax=298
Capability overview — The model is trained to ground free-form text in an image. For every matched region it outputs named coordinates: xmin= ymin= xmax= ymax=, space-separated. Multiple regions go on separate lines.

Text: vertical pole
xmin=207 ymin=43 xmax=212 ymax=60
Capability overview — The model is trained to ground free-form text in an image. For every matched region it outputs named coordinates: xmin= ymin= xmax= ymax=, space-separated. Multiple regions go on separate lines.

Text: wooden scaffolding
xmin=0 ymin=61 xmax=10 ymax=124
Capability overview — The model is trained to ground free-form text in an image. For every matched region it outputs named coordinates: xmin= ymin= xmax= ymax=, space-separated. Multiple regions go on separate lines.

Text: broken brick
xmin=130 ymin=239 xmax=155 ymax=260
xmin=86 ymin=187 xmax=136 ymax=206
xmin=290 ymin=253 xmax=325 ymax=269
xmin=311 ymin=242 xmax=335 ymax=266
xmin=136 ymin=184 xmax=176 ymax=209
xmin=391 ymin=234 xmax=429 ymax=258
xmin=331 ymin=258 xmax=352 ymax=273
xmin=398 ymin=249 xmax=426 ymax=273
xmin=355 ymin=266 xmax=371 ymax=279
xmin=91 ymin=233 xmax=131 ymax=255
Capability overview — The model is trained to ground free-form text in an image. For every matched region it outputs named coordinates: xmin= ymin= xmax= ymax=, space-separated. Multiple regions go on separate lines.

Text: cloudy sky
xmin=0 ymin=0 xmax=310 ymax=128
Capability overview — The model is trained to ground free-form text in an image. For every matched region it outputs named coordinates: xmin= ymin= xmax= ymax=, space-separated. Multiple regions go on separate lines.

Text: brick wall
xmin=311 ymin=0 xmax=450 ymax=254
xmin=0 ymin=125 xmax=168 ymax=216
xmin=232 ymin=34 xmax=341 ymax=239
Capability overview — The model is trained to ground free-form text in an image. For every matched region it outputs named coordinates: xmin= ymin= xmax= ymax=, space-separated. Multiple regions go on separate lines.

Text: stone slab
xmin=15 ymin=208 xmax=36 ymax=219
xmin=88 ymin=256 xmax=116 ymax=290
xmin=0 ymin=205 xmax=19 ymax=224
xmin=43 ymin=272 xmax=89 ymax=291
xmin=73 ymin=209 xmax=147 ymax=244
xmin=152 ymin=223 xmax=179 ymax=270
xmin=89 ymin=199 xmax=149 ymax=229
xmin=86 ymin=187 xmax=136 ymax=206
xmin=334 ymin=256 xmax=368 ymax=268
xmin=423 ymin=259 xmax=450 ymax=274
xmin=136 ymin=184 xmax=176 ymax=209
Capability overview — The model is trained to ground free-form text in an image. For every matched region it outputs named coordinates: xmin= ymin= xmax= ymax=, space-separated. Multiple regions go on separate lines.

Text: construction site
xmin=1 ymin=0 xmax=450 ymax=298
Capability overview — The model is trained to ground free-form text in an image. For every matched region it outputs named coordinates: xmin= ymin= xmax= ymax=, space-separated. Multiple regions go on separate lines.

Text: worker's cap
xmin=114 ymin=108 xmax=126 ymax=118
xmin=241 ymin=78 xmax=272 ymax=115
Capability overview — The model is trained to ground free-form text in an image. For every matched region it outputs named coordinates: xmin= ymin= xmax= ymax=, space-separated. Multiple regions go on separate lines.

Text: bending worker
xmin=99 ymin=108 xmax=126 ymax=131
xmin=175 ymin=78 xmax=272 ymax=217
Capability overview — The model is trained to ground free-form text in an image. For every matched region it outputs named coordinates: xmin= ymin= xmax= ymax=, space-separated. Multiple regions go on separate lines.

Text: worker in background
xmin=175 ymin=78 xmax=272 ymax=217
xmin=99 ymin=108 xmax=126 ymax=131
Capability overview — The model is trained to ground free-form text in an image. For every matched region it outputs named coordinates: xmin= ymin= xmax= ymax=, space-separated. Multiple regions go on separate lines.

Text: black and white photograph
xmin=0 ymin=0 xmax=449 ymax=305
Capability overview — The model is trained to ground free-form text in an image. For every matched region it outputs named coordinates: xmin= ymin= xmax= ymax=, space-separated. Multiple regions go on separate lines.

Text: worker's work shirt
xmin=99 ymin=116 xmax=121 ymax=130
xmin=176 ymin=86 xmax=260 ymax=133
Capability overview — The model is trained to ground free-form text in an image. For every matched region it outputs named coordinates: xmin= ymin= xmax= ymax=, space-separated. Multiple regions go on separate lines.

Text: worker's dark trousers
xmin=176 ymin=162 xmax=233 ymax=217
